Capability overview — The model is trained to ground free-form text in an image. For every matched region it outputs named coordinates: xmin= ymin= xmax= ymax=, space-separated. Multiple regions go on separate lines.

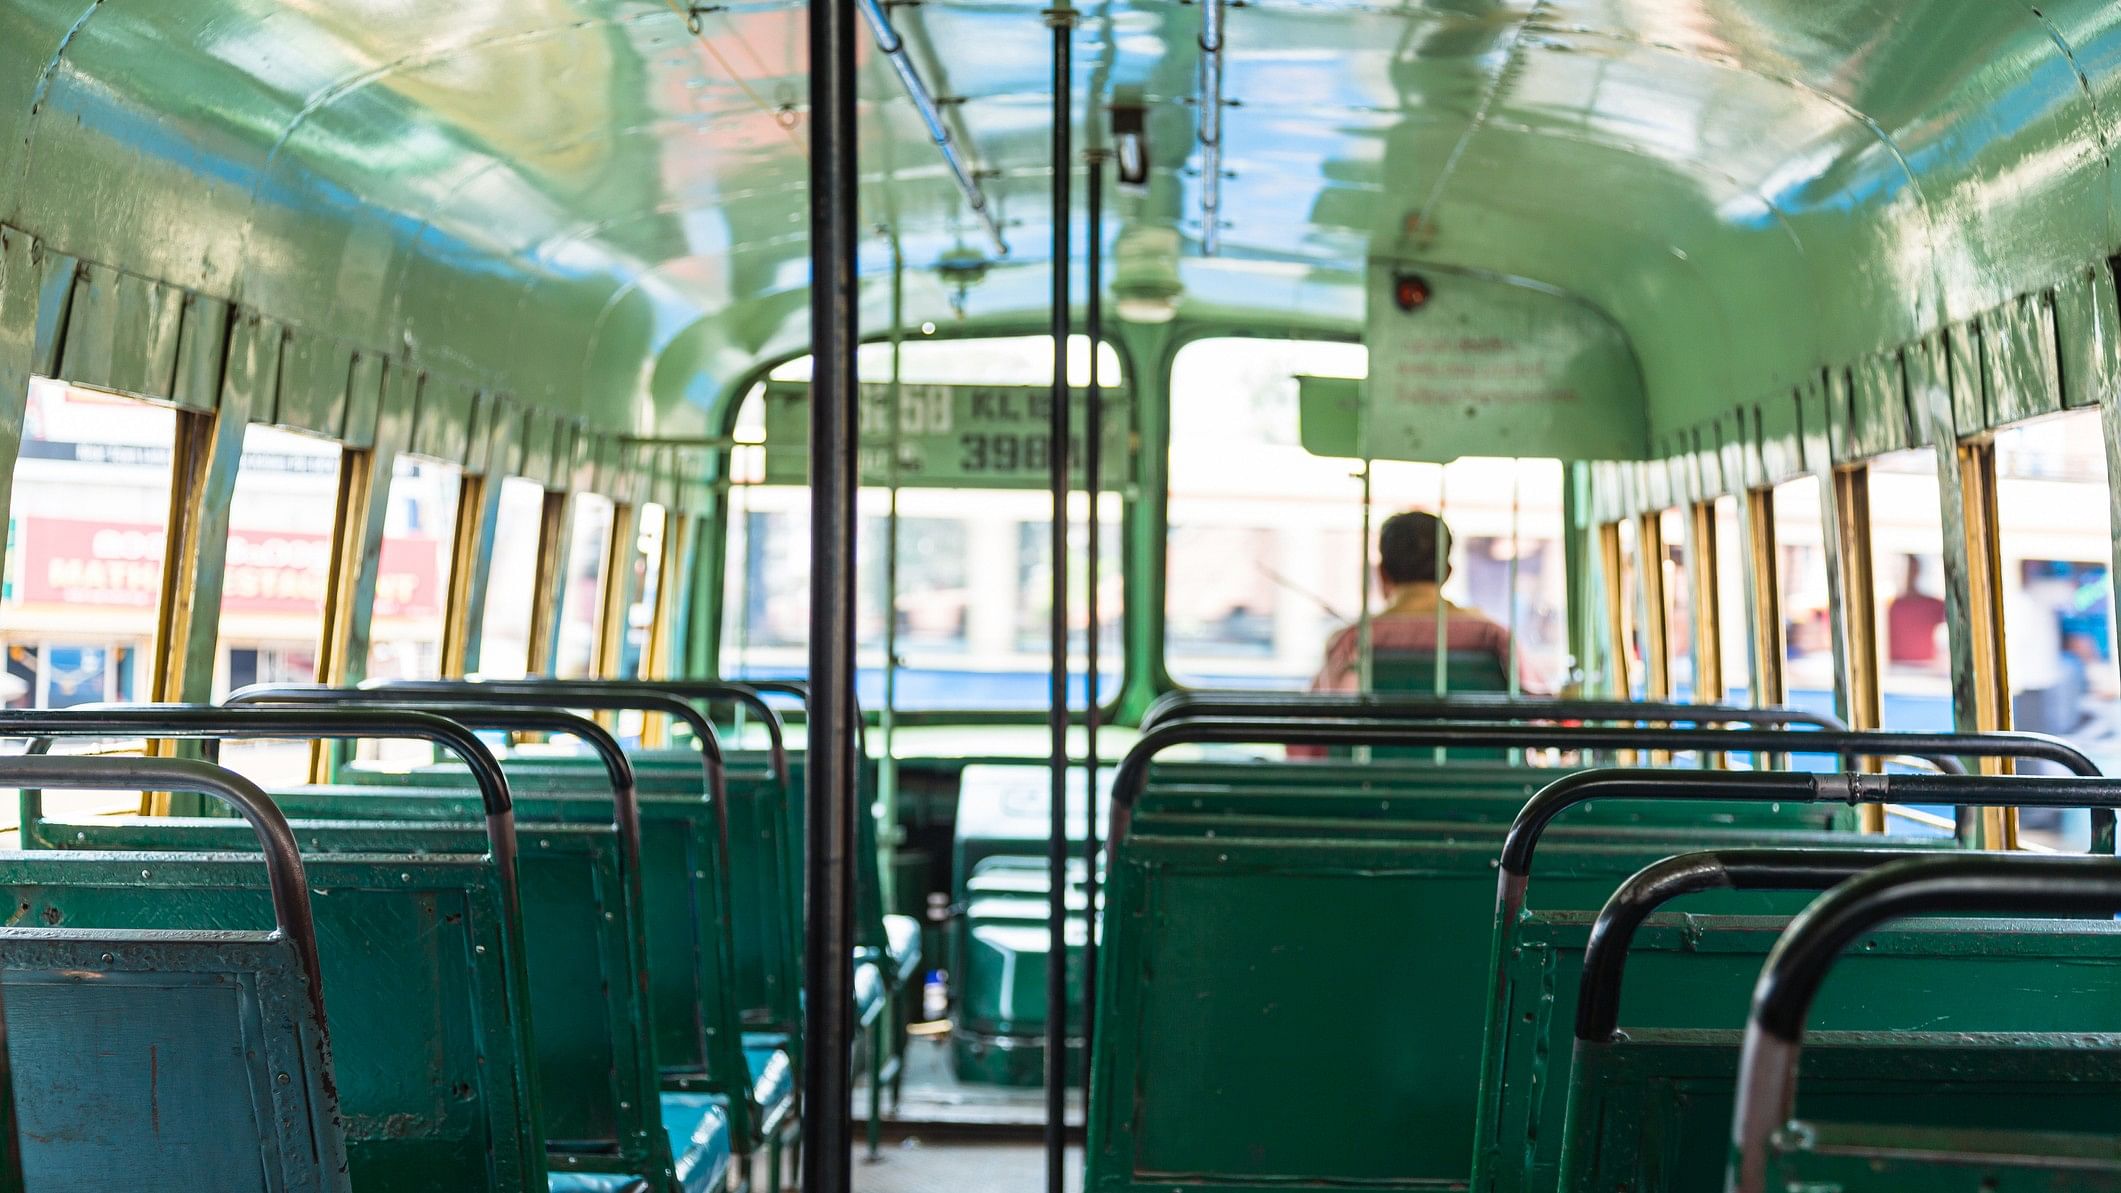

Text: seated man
xmin=1309 ymin=509 xmax=1542 ymax=693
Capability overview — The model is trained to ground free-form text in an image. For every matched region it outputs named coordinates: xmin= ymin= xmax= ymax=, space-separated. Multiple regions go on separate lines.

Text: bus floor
xmin=863 ymin=1028 xmax=1082 ymax=1128
xmin=855 ymin=1139 xmax=1081 ymax=1193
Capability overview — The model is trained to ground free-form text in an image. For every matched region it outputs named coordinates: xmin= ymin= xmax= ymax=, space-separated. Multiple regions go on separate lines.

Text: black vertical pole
xmin=1081 ymin=149 xmax=1104 ymax=1064
xmin=1045 ymin=6 xmax=1075 ymax=1192
xmin=804 ymin=0 xmax=860 ymax=1185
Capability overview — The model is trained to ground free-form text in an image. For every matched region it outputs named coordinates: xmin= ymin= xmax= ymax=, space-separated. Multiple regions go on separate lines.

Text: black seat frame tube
xmin=1107 ymin=718 xmax=2103 ymax=845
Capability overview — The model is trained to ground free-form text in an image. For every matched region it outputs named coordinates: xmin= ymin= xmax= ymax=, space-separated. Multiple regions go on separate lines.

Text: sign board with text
xmin=762 ymin=381 xmax=1132 ymax=489
xmin=1310 ymin=263 xmax=1648 ymax=463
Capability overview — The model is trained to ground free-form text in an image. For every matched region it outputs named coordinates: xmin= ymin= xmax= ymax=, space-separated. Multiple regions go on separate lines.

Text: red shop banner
xmin=19 ymin=516 xmax=441 ymax=617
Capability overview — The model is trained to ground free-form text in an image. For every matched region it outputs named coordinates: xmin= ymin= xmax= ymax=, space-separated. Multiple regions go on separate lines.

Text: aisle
xmin=854 ymin=1141 xmax=1080 ymax=1193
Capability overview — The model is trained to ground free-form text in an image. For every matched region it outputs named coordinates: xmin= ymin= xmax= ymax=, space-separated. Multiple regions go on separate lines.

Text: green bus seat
xmin=953 ymin=857 xmax=1093 ymax=1085
xmin=1086 ymin=819 xmax=1880 ymax=1192
xmin=264 ymin=779 xmax=794 ymax=1164
xmin=1370 ymin=649 xmax=1513 ymax=695
xmin=27 ymin=813 xmax=712 ymax=1192
xmin=0 ymin=753 xmax=353 ymax=1193
xmin=1728 ymin=855 xmax=2121 ymax=1193
xmin=1 ymin=907 xmax=351 ymax=1192
xmin=546 ymin=1092 xmax=732 ymax=1193
xmin=1 ymin=849 xmax=539 ymax=1192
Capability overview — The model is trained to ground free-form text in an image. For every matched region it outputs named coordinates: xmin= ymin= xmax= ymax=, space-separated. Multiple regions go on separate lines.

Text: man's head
xmin=1378 ymin=510 xmax=1451 ymax=591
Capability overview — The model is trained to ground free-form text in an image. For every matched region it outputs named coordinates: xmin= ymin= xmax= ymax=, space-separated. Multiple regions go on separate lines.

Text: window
xmin=554 ymin=494 xmax=614 ymax=679
xmin=1163 ymin=338 xmax=1566 ymax=691
xmin=1659 ymin=509 xmax=1691 ymax=699
xmin=212 ymin=425 xmax=340 ymax=694
xmin=1712 ymin=496 xmax=1753 ymax=702
xmin=1994 ymin=411 xmax=2118 ymax=781
xmin=619 ymin=503 xmax=668 ymax=680
xmin=1612 ymin=517 xmax=1645 ymax=698
xmin=211 ymin=424 xmax=341 ymax=785
xmin=723 ymin=335 xmax=1126 ymax=709
xmin=1 ymin=379 xmax=177 ymax=710
xmin=475 ymin=477 xmax=547 ymax=679
xmin=1866 ymin=451 xmax=1953 ymax=732
xmin=1771 ymin=476 xmax=1833 ymax=709
xmin=365 ymin=456 xmax=460 ymax=681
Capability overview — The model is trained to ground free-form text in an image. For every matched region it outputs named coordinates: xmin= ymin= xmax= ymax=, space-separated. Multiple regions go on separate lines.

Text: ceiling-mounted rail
xmin=1196 ymin=0 xmax=1224 ymax=255
xmin=859 ymin=0 xmax=1010 ymax=257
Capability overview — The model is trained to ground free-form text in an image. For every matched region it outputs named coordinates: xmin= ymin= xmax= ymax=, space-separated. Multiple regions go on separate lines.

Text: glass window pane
xmin=476 ymin=478 xmax=547 ymax=679
xmin=726 ymin=336 xmax=1125 ymax=709
xmin=2 ymin=379 xmax=177 ymax=708
xmin=555 ymin=494 xmax=614 ymax=679
xmin=1867 ymin=451 xmax=1953 ymax=732
xmin=1613 ymin=517 xmax=1645 ymax=698
xmin=620 ymin=504 xmax=667 ymax=680
xmin=1713 ymin=496 xmax=1753 ymax=702
xmin=1995 ymin=410 xmax=2118 ymax=796
xmin=1772 ymin=476 xmax=1834 ymax=710
xmin=212 ymin=424 xmax=341 ymax=785
xmin=1660 ymin=509 xmax=1691 ymax=700
xmin=365 ymin=456 xmax=460 ymax=681
xmin=1164 ymin=338 xmax=1565 ymax=692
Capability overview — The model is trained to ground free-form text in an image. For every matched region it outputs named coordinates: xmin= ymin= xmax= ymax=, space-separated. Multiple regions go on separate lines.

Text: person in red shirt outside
xmin=1309 ymin=510 xmax=1544 ymax=694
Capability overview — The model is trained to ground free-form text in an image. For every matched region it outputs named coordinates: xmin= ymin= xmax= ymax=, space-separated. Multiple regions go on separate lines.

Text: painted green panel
xmin=2057 ymin=262 xmax=2120 ymax=411
xmin=343 ymin=351 xmax=385 ymax=448
xmin=171 ymin=293 xmax=230 ymax=414
xmin=275 ymin=333 xmax=352 ymax=439
xmin=222 ymin=314 xmax=287 ymax=433
xmin=1757 ymin=393 xmax=1806 ymax=485
xmin=1985 ymin=292 xmax=2063 ymax=428
xmin=1848 ymin=350 xmax=1910 ymax=460
xmin=53 ymin=264 xmax=186 ymax=402
xmin=412 ymin=374 xmax=476 ymax=466
xmin=1948 ymin=321 xmax=1988 ymax=438
xmin=1907 ymin=332 xmax=1953 ymax=451
xmin=1296 ymin=374 xmax=1359 ymax=459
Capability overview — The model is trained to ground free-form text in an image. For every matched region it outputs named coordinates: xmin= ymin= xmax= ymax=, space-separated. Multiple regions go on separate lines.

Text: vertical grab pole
xmin=1081 ymin=147 xmax=1105 ymax=1064
xmin=803 ymin=0 xmax=861 ymax=1181
xmin=1045 ymin=6 xmax=1077 ymax=1190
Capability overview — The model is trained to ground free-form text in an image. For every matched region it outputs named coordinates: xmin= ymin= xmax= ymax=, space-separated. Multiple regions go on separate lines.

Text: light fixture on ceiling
xmin=1111 ymin=96 xmax=1150 ymax=191
xmin=936 ymin=242 xmax=991 ymax=320
xmin=1110 ymin=224 xmax=1183 ymax=323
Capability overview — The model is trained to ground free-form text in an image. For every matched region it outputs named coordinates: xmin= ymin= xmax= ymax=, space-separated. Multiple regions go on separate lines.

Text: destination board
xmin=761 ymin=381 xmax=1131 ymax=489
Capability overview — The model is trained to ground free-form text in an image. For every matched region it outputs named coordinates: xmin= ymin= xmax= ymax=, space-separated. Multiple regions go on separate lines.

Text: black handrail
xmin=1575 ymin=848 xmax=1940 ymax=1042
xmin=339 ymin=679 xmax=731 ymax=864
xmin=0 ymin=753 xmax=326 ymax=1005
xmin=1501 ymin=764 xmax=2113 ymax=884
xmin=1106 ymin=718 xmax=2108 ymax=844
xmin=0 ymin=704 xmax=518 ymax=904
xmin=225 ymin=688 xmax=643 ymax=905
xmin=1138 ymin=691 xmax=1851 ymax=735
xmin=1725 ymin=854 xmax=2121 ymax=1193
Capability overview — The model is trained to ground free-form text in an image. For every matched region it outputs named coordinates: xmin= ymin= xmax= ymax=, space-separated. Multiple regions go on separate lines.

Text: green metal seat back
xmin=31 ymin=814 xmax=668 ymax=1187
xmin=1478 ymin=907 xmax=2039 ymax=1193
xmin=0 ymin=850 xmax=534 ymax=1193
xmin=1086 ymin=823 xmax=1872 ymax=1193
xmin=284 ymin=776 xmax=775 ymax=1149
xmin=345 ymin=754 xmax=807 ymax=1040
xmin=1563 ymin=1031 xmax=2121 ymax=1193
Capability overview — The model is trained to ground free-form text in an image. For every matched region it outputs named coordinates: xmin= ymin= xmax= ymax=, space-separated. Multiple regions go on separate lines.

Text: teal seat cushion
xmin=882 ymin=913 xmax=922 ymax=985
xmin=547 ymin=1094 xmax=731 ymax=1193
xmin=745 ymin=1045 xmax=795 ymax=1122
xmin=856 ymin=960 xmax=886 ymax=1026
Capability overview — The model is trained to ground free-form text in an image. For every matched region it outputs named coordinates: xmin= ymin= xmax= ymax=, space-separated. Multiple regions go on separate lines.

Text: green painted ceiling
xmin=2 ymin=1 xmax=2118 ymax=444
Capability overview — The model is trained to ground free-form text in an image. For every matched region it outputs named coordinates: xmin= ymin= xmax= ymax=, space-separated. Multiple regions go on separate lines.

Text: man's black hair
xmin=1378 ymin=510 xmax=1450 ymax=586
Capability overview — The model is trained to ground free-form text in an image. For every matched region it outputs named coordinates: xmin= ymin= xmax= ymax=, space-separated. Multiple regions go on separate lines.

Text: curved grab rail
xmin=1138 ymin=691 xmax=1851 ymax=735
xmin=0 ymin=704 xmax=518 ymax=906
xmin=0 ymin=753 xmax=326 ymax=1005
xmin=226 ymin=688 xmax=642 ymax=896
xmin=1575 ymin=848 xmax=1942 ymax=1043
xmin=1107 ymin=718 xmax=2102 ymax=845
xmin=1725 ymin=854 xmax=2121 ymax=1193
